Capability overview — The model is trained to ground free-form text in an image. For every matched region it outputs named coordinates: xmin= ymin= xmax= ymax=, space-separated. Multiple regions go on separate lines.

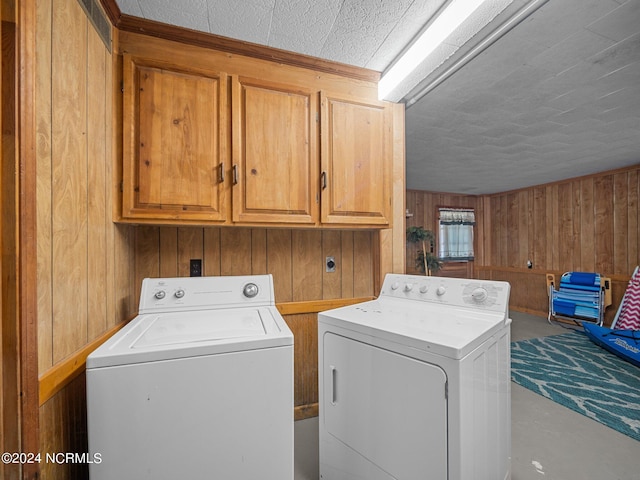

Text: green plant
xmin=406 ymin=226 xmax=442 ymax=275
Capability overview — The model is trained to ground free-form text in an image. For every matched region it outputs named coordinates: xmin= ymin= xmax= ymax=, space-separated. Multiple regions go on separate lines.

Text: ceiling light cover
xmin=379 ymin=0 xmax=514 ymax=101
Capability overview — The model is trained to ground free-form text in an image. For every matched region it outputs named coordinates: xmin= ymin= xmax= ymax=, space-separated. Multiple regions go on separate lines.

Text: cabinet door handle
xmin=232 ymin=165 xmax=239 ymax=185
xmin=321 ymin=171 xmax=327 ymax=190
xmin=217 ymin=163 xmax=225 ymax=184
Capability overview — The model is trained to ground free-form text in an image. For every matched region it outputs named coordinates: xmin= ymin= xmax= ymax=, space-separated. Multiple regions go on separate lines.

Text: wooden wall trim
xmin=277 ymin=297 xmax=374 ymax=315
xmin=1 ymin=13 xmax=21 ymax=480
xmin=18 ymin=0 xmax=40 ymax=476
xmin=475 ymin=265 xmax=634 ymax=282
xmin=38 ymin=297 xmax=371 ymax=407
xmin=510 ymin=305 xmax=548 ymax=318
xmin=477 ymin=266 xmax=629 ymax=326
xmin=99 ymin=0 xmax=120 ymax=25
xmin=115 ymin=14 xmax=380 ymax=83
xmin=295 ymin=403 xmax=318 ymax=421
xmin=38 ymin=319 xmax=130 ymax=407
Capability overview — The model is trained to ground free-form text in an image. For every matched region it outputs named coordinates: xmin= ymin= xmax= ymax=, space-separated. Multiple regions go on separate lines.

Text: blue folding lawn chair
xmin=548 ymin=272 xmax=608 ymax=326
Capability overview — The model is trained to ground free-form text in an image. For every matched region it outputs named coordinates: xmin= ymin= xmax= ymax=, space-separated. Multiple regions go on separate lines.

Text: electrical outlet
xmin=190 ymin=259 xmax=202 ymax=277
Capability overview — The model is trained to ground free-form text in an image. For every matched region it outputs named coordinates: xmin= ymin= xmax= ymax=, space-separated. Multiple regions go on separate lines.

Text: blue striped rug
xmin=511 ymin=331 xmax=640 ymax=441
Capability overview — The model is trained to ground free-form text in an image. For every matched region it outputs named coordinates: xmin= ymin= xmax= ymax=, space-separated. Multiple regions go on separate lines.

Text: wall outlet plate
xmin=190 ymin=259 xmax=202 ymax=277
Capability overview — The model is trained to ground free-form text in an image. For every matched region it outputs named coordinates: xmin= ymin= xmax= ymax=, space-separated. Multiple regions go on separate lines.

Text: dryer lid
xmin=319 ymin=298 xmax=509 ymax=360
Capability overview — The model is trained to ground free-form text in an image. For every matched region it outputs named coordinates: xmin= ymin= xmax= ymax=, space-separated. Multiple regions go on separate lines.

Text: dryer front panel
xmin=322 ymin=332 xmax=448 ymax=480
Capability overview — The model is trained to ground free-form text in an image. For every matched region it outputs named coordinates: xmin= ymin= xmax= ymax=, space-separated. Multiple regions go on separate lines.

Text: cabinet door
xmin=122 ymin=55 xmax=228 ymax=222
xmin=232 ymin=77 xmax=318 ymax=224
xmin=321 ymin=94 xmax=390 ymax=226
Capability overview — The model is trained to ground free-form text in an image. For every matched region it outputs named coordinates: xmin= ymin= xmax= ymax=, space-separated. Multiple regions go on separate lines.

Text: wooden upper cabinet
xmin=119 ymin=52 xmax=394 ymax=228
xmin=232 ymin=76 xmax=318 ymax=224
xmin=320 ymin=94 xmax=390 ymax=226
xmin=122 ymin=55 xmax=229 ymax=222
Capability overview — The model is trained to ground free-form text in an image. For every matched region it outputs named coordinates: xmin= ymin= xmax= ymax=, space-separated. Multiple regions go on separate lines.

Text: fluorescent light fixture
xmin=405 ymin=0 xmax=549 ymax=107
xmin=378 ymin=0 xmax=492 ymax=101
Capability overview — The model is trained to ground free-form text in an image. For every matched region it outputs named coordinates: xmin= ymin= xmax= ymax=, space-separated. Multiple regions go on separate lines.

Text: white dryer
xmin=86 ymin=274 xmax=293 ymax=480
xmin=318 ymin=273 xmax=511 ymax=480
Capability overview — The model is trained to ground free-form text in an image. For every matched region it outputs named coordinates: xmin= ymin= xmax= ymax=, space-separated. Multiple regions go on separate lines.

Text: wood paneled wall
xmin=478 ymin=165 xmax=640 ymax=322
xmin=39 ymin=375 xmax=88 ymax=480
xmin=480 ymin=167 xmax=639 ymax=275
xmin=133 ymin=227 xmax=375 ymax=302
xmin=284 ymin=313 xmax=319 ymax=417
xmin=35 ymin=0 xmax=135 ymax=472
xmin=409 ymin=166 xmax=640 ymax=322
xmin=36 ymin=0 xmax=134 ymax=373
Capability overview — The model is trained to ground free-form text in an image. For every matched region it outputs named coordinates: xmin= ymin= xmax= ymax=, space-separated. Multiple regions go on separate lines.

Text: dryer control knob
xmin=243 ymin=283 xmax=259 ymax=298
xmin=391 ymin=282 xmax=400 ymax=290
xmin=154 ymin=290 xmax=166 ymax=300
xmin=404 ymin=283 xmax=413 ymax=292
xmin=419 ymin=284 xmax=429 ymax=294
xmin=436 ymin=286 xmax=446 ymax=296
xmin=471 ymin=287 xmax=488 ymax=302
xmin=175 ymin=289 xmax=185 ymax=299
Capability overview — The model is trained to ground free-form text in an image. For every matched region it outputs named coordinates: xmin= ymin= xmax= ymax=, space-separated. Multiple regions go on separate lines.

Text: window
xmin=438 ymin=208 xmax=475 ymax=261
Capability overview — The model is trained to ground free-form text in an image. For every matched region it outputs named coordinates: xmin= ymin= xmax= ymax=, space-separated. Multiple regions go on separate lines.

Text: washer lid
xmin=319 ymin=298 xmax=509 ymax=360
xmin=87 ymin=307 xmax=292 ymax=369
xmin=133 ymin=310 xmax=266 ymax=349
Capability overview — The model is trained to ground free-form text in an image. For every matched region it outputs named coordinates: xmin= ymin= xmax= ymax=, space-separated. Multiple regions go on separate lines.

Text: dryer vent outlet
xmin=190 ymin=259 xmax=202 ymax=277
xmin=326 ymin=256 xmax=336 ymax=273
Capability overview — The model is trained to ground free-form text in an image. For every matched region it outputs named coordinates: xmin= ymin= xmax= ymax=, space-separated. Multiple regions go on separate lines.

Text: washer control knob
xmin=391 ymin=282 xmax=400 ymax=290
xmin=175 ymin=289 xmax=185 ymax=299
xmin=154 ymin=290 xmax=166 ymax=300
xmin=404 ymin=283 xmax=413 ymax=292
xmin=472 ymin=287 xmax=488 ymax=302
xmin=419 ymin=284 xmax=429 ymax=294
xmin=243 ymin=283 xmax=259 ymax=298
xmin=436 ymin=286 xmax=446 ymax=296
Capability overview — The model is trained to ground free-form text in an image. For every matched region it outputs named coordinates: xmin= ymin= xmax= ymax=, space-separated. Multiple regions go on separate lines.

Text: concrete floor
xmin=294 ymin=311 xmax=640 ymax=480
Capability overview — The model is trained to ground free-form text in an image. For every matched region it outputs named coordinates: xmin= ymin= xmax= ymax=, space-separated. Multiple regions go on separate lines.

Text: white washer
xmin=318 ymin=273 xmax=511 ymax=480
xmin=86 ymin=274 xmax=293 ymax=480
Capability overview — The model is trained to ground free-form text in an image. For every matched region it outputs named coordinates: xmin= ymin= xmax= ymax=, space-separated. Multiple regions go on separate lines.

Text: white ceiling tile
xmin=537 ymin=60 xmax=613 ymax=97
xmin=138 ymin=0 xmax=207 ymax=18
xmin=117 ymin=0 xmax=143 ymax=16
xmin=587 ymin=32 xmax=640 ymax=76
xmin=586 ymin=0 xmax=640 ymax=42
xmin=319 ymin=0 xmax=416 ymax=67
xmin=205 ymin=0 xmax=275 ymax=44
xmin=527 ymin=29 xmax=616 ymax=72
xmin=489 ymin=65 xmax=556 ymax=98
xmin=268 ymin=0 xmax=343 ymax=56
xmin=137 ymin=0 xmax=210 ymax=31
xmin=455 ymin=92 xmax=506 ymax=115
xmin=512 ymin=0 xmax=623 ymax=48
